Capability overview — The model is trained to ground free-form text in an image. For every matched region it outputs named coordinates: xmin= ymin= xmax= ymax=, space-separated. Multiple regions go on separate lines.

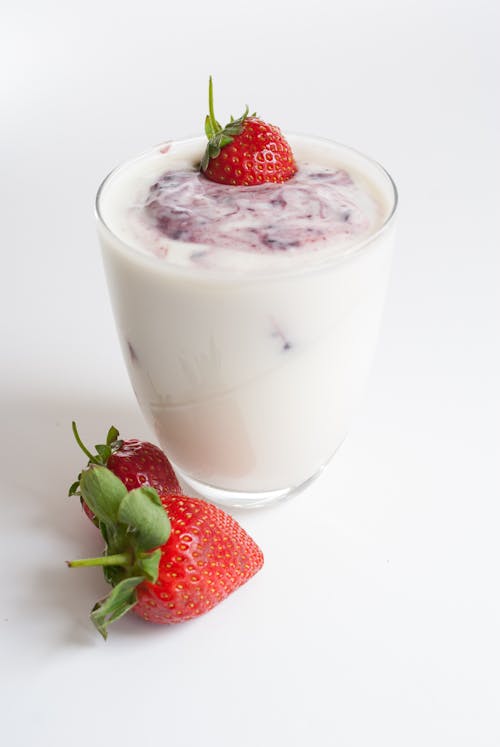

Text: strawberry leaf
xmin=136 ymin=549 xmax=162 ymax=583
xmin=95 ymin=444 xmax=111 ymax=462
xmin=117 ymin=486 xmax=171 ymax=551
xmin=205 ymin=114 xmax=216 ymax=139
xmin=79 ymin=466 xmax=127 ymax=525
xmin=106 ymin=426 xmax=120 ymax=445
xmin=90 ymin=576 xmax=143 ymax=639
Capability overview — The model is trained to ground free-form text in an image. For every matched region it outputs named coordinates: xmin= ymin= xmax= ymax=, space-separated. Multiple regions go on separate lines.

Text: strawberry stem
xmin=208 ymin=75 xmax=217 ymax=133
xmin=72 ymin=421 xmax=98 ymax=464
xmin=67 ymin=553 xmax=131 ymax=568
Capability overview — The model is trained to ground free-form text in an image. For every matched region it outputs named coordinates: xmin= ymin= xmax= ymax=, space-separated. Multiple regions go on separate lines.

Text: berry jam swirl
xmin=134 ymin=164 xmax=381 ymax=258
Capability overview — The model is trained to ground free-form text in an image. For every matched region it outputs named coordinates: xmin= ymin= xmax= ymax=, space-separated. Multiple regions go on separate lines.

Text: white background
xmin=1 ymin=0 xmax=499 ymax=745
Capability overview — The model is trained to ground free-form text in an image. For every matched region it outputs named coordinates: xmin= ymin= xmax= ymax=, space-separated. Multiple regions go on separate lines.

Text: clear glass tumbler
xmin=96 ymin=135 xmax=397 ymax=508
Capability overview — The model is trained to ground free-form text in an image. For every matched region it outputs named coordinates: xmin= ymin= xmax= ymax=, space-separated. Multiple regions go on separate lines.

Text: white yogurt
xmin=97 ymin=135 xmax=397 ymax=505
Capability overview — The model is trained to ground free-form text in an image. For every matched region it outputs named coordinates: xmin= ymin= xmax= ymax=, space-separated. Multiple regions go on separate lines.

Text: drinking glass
xmin=96 ymin=135 xmax=397 ymax=508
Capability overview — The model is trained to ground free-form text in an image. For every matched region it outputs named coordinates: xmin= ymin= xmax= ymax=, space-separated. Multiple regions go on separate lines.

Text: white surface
xmin=1 ymin=1 xmax=499 ymax=745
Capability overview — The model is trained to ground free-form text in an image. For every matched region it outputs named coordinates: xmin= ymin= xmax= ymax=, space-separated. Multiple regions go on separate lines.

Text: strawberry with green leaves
xmin=201 ymin=76 xmax=296 ymax=186
xmin=69 ymin=422 xmax=181 ymax=523
xmin=67 ymin=466 xmax=264 ymax=637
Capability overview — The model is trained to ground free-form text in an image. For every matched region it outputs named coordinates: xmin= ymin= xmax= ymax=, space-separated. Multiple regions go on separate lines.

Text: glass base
xmin=175 ymin=463 xmax=327 ymax=510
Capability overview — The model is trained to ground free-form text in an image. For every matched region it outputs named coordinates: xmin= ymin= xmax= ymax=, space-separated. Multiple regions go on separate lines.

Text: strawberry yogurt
xmin=97 ymin=135 xmax=397 ymax=507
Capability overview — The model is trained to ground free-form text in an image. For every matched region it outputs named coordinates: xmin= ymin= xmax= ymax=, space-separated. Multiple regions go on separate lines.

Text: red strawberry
xmin=69 ymin=422 xmax=181 ymax=524
xmin=67 ymin=466 xmax=263 ymax=637
xmin=200 ymin=76 xmax=296 ymax=186
xmin=134 ymin=493 xmax=263 ymax=624
xmin=107 ymin=439 xmax=180 ymax=494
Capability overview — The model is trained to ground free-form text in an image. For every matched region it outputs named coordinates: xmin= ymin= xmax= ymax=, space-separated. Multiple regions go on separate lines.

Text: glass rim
xmin=95 ymin=133 xmax=398 ymax=284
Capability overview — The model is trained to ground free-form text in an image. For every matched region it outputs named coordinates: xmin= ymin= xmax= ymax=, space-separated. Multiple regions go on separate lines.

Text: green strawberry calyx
xmin=67 ymin=465 xmax=171 ymax=639
xmin=69 ymin=421 xmax=124 ymax=525
xmin=200 ymin=76 xmax=255 ymax=172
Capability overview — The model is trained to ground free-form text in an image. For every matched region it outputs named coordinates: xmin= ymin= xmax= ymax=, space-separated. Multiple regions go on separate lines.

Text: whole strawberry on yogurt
xmin=201 ymin=76 xmax=297 ymax=185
